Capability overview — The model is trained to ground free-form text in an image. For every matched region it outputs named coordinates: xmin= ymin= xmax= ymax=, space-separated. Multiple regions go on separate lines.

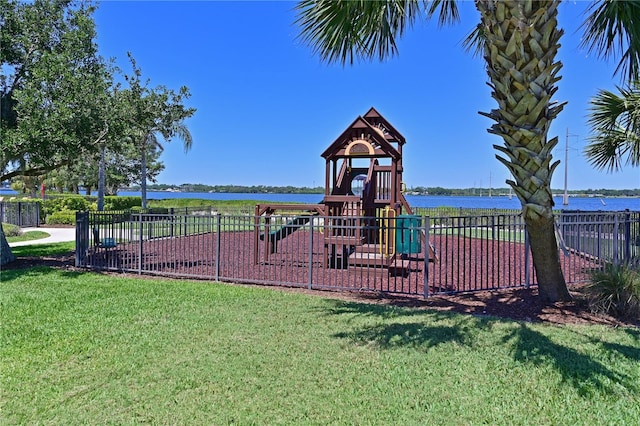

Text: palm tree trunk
xmin=141 ymin=136 xmax=148 ymax=210
xmin=476 ymin=0 xmax=571 ymax=301
xmin=97 ymin=144 xmax=106 ymax=211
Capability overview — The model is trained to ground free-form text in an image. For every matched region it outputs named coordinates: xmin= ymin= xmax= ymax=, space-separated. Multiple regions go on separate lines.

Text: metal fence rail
xmin=558 ymin=210 xmax=640 ymax=267
xmin=413 ymin=207 xmax=520 ymax=218
xmin=0 ymin=201 xmax=41 ymax=227
xmin=428 ymin=214 xmax=532 ymax=294
xmin=76 ymin=210 xmax=640 ymax=298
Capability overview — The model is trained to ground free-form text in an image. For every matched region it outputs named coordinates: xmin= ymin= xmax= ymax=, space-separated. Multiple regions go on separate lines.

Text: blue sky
xmin=94 ymin=1 xmax=639 ymax=190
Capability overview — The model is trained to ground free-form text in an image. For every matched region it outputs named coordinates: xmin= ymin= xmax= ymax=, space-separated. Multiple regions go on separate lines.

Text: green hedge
xmin=43 ymin=196 xmax=94 ymax=217
xmin=39 ymin=195 xmax=141 ymax=219
xmin=104 ymin=196 xmax=141 ymax=211
xmin=47 ymin=210 xmax=77 ymax=225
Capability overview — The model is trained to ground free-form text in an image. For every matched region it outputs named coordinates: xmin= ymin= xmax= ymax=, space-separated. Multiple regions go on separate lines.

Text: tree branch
xmin=0 ymin=160 xmax=72 ymax=182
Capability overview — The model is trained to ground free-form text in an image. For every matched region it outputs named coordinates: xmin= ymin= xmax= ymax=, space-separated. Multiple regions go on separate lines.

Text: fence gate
xmin=0 ymin=201 xmax=41 ymax=227
xmin=75 ymin=211 xmax=90 ymax=267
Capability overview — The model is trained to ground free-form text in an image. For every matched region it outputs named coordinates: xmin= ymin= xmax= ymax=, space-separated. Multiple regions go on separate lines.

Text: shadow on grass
xmin=503 ymin=323 xmax=637 ymax=397
xmin=326 ymin=299 xmax=639 ymax=397
xmin=1 ymin=266 xmax=84 ymax=282
xmin=326 ymin=301 xmax=492 ymax=349
xmin=10 ymin=241 xmax=75 ymax=257
xmin=3 ymin=242 xmax=76 ymax=281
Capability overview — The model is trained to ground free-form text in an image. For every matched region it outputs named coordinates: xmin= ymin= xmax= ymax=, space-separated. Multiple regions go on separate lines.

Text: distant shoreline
xmin=2 ymin=186 xmax=640 ymax=199
xmin=118 ymin=185 xmax=640 ymax=198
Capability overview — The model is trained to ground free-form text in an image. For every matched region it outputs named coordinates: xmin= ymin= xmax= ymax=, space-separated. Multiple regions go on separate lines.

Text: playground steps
xmin=324 ymin=236 xmax=365 ymax=246
xmin=348 ymin=251 xmax=393 ymax=268
xmin=358 ymin=244 xmax=381 ymax=254
xmin=389 ymin=258 xmax=423 ymax=273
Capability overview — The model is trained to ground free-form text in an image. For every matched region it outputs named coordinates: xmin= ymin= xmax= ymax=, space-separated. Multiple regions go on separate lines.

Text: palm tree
xmin=585 ymin=81 xmax=640 ymax=171
xmin=295 ymin=0 xmax=640 ymax=302
xmin=122 ymin=53 xmax=195 ymax=209
xmin=139 ymin=124 xmax=192 ymax=209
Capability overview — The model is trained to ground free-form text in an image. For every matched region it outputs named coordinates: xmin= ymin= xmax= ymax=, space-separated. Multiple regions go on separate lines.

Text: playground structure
xmin=254 ymin=107 xmax=427 ymax=274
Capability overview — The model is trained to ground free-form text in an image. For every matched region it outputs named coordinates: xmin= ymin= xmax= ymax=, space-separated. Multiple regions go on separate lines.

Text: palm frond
xmin=424 ymin=0 xmax=460 ymax=27
xmin=461 ymin=23 xmax=485 ymax=58
xmin=145 ymin=133 xmax=162 ymax=151
xmin=295 ymin=0 xmax=422 ymax=65
xmin=587 ymin=86 xmax=636 ymax=131
xmin=581 ymin=0 xmax=640 ymax=81
xmin=584 ymin=127 xmax=637 ymax=172
xmin=172 ymin=123 xmax=193 ymax=153
xmin=586 ymin=81 xmax=640 ymax=171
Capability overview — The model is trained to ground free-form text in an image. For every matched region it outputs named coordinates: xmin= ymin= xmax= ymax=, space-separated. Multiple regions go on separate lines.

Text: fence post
xmin=170 ymin=208 xmax=175 ymax=238
xmin=524 ymin=224 xmax=531 ymax=288
xmin=624 ymin=210 xmax=631 ymax=262
xmin=75 ymin=211 xmax=88 ymax=267
xmin=129 ymin=211 xmax=134 ymax=242
xmin=423 ymin=216 xmax=430 ymax=298
xmin=308 ymin=218 xmax=314 ymax=290
xmin=138 ymin=212 xmax=143 ymax=274
xmin=613 ymin=214 xmax=620 ymax=265
xmin=215 ymin=213 xmax=221 ymax=281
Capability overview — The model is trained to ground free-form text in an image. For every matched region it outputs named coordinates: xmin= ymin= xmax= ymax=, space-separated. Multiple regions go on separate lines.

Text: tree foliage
xmin=119 ymin=53 xmax=195 ymax=208
xmin=0 ymin=0 xmax=195 ymax=264
xmin=1 ymin=0 xmax=111 ymax=181
xmin=585 ymin=81 xmax=640 ymax=172
xmin=0 ymin=0 xmax=111 ymax=264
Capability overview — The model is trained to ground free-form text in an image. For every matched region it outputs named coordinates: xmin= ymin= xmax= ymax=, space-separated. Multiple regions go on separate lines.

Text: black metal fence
xmin=0 ymin=201 xmax=41 ymax=227
xmin=413 ymin=206 xmax=520 ymax=218
xmin=76 ymin=210 xmax=640 ymax=298
xmin=558 ymin=210 xmax=640 ymax=268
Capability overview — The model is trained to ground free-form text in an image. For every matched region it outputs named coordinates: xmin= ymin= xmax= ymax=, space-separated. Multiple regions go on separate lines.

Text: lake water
xmin=113 ymin=191 xmax=640 ymax=212
xmin=2 ymin=188 xmax=638 ymax=211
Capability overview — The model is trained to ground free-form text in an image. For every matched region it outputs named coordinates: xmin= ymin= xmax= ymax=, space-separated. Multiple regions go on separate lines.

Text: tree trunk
xmin=141 ymin=137 xmax=148 ymax=209
xmin=476 ymin=0 xmax=571 ymax=302
xmin=0 ymin=226 xmax=16 ymax=266
xmin=97 ymin=144 xmax=106 ymax=211
xmin=525 ymin=212 xmax=571 ymax=302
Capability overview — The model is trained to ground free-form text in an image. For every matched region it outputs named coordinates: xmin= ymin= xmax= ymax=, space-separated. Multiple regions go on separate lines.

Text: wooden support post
xmin=253 ymin=205 xmax=260 ymax=265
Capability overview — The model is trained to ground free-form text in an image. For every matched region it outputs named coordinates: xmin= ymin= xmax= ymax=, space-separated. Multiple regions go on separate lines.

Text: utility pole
xmin=563 ymin=129 xmax=579 ymax=206
xmin=563 ymin=128 xmax=569 ymax=206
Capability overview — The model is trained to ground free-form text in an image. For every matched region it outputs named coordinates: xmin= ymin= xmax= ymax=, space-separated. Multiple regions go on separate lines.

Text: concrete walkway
xmin=8 ymin=227 xmax=76 ymax=247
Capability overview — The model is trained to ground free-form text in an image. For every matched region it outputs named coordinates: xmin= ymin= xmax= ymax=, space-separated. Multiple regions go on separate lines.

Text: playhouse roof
xmin=321 ymin=108 xmax=404 ymax=161
xmin=362 ymin=107 xmax=406 ymax=145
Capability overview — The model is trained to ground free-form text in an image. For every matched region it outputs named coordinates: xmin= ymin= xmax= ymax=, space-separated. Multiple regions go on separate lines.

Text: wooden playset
xmin=253 ymin=107 xmax=428 ymax=273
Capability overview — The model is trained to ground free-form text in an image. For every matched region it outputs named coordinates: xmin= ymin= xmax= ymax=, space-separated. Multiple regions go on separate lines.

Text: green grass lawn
xmin=9 ymin=241 xmax=75 ymax=257
xmin=2 ymin=268 xmax=639 ymax=424
xmin=5 ymin=230 xmax=50 ymax=243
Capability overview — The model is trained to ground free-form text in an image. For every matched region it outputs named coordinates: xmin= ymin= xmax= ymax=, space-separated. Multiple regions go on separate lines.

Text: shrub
xmin=585 ymin=263 xmax=640 ymax=320
xmin=43 ymin=195 xmax=93 ymax=217
xmin=46 ymin=210 xmax=77 ymax=226
xmin=104 ymin=196 xmax=141 ymax=211
xmin=2 ymin=222 xmax=22 ymax=237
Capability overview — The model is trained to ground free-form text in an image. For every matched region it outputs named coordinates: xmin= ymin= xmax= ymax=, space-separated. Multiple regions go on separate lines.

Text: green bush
xmin=46 ymin=210 xmax=77 ymax=226
xmin=2 ymin=222 xmax=22 ymax=237
xmin=43 ymin=195 xmax=93 ymax=217
xmin=104 ymin=196 xmax=141 ymax=211
xmin=585 ymin=263 xmax=640 ymax=320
